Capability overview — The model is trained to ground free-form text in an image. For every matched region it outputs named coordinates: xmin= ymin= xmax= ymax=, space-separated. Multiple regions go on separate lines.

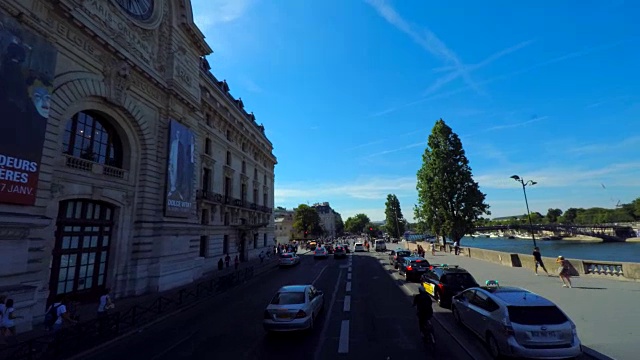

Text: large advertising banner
xmin=165 ymin=119 xmax=196 ymax=217
xmin=0 ymin=13 xmax=57 ymax=205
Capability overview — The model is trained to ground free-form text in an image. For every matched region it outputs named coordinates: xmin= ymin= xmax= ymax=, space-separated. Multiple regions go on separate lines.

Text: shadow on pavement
xmin=572 ymin=286 xmax=607 ymax=290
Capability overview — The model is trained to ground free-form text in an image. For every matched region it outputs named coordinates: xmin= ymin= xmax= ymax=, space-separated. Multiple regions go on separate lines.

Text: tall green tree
xmin=562 ymin=208 xmax=578 ymax=223
xmin=415 ymin=119 xmax=490 ymax=244
xmin=545 ymin=208 xmax=563 ymax=223
xmin=384 ymin=194 xmax=406 ymax=238
xmin=412 ymin=205 xmax=429 ymax=234
xmin=293 ymin=204 xmax=322 ymax=238
xmin=335 ymin=212 xmax=345 ymax=236
xmin=344 ymin=213 xmax=370 ymax=234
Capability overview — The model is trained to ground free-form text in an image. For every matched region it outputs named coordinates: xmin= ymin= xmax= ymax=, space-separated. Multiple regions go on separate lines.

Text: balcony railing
xmin=196 ymin=190 xmax=223 ymax=203
xmin=64 ymin=154 xmax=128 ymax=180
xmin=197 ymin=190 xmax=272 ymax=213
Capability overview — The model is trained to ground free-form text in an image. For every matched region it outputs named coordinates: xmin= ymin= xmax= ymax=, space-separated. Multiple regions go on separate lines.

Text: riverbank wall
xmin=406 ymin=241 xmax=640 ymax=281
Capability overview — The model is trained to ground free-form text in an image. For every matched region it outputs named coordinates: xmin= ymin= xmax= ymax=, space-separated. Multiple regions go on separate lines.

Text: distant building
xmin=274 ymin=208 xmax=294 ymax=243
xmin=312 ymin=202 xmax=337 ymax=237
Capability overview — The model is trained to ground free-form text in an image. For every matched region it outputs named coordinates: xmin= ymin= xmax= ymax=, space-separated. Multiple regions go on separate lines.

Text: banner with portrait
xmin=0 ymin=13 xmax=57 ymax=205
xmin=165 ymin=119 xmax=196 ymax=217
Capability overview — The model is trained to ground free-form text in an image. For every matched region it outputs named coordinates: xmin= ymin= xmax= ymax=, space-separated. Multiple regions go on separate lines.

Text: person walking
xmin=453 ymin=240 xmax=460 ymax=255
xmin=532 ymin=247 xmax=549 ymax=276
xmin=556 ymin=256 xmax=573 ymax=288
xmin=224 ymin=254 xmax=231 ymax=268
xmin=234 ymin=255 xmax=240 ymax=270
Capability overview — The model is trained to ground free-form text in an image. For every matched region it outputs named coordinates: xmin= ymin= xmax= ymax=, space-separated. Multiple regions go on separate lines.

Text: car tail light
xmin=416 ymin=260 xmax=422 ymax=262
xmin=264 ymin=310 xmax=271 ymax=319
xmin=406 ymin=266 xmax=413 ymax=271
xmin=295 ymin=310 xmax=307 ymax=318
xmin=437 ymin=283 xmax=445 ymax=291
xmin=429 ymin=266 xmax=433 ymax=270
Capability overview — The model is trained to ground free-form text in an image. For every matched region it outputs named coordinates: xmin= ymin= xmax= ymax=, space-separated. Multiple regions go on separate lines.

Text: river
xmin=458 ymin=236 xmax=640 ymax=263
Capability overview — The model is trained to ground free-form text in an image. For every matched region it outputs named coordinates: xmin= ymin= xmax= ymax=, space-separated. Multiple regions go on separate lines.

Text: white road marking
xmin=343 ymin=295 xmax=351 ymax=312
xmin=347 ymin=273 xmax=352 ymax=280
xmin=346 ymin=281 xmax=352 ymax=292
xmin=348 ymin=266 xmax=352 ymax=272
xmin=313 ymin=269 xmax=344 ymax=360
xmin=338 ymin=320 xmax=350 ymax=353
xmin=312 ymin=264 xmax=328 ymax=285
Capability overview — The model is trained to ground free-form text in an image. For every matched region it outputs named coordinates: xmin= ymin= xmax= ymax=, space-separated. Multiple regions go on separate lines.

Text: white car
xmin=313 ymin=246 xmax=328 ymax=259
xmin=278 ymin=253 xmax=300 ymax=267
xmin=354 ymin=243 xmax=365 ymax=252
xmin=375 ymin=240 xmax=387 ymax=252
xmin=263 ymin=285 xmax=325 ymax=332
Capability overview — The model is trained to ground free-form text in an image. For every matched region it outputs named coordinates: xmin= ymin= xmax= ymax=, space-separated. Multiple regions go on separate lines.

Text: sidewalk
xmin=403 ymin=241 xmax=635 ymax=360
xmin=8 ymin=255 xmax=278 ymax=347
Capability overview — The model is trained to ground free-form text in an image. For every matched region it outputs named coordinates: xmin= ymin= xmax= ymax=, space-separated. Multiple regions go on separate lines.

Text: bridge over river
xmin=473 ymin=223 xmax=636 ymax=242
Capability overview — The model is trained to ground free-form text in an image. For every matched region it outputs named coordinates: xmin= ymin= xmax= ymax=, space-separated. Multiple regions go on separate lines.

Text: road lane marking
xmin=151 ymin=330 xmax=198 ymax=360
xmin=312 ymin=264 xmax=328 ymax=285
xmin=348 ymin=266 xmax=352 ymax=272
xmin=347 ymin=273 xmax=352 ymax=280
xmin=313 ymin=269 xmax=344 ymax=360
xmin=343 ymin=295 xmax=351 ymax=312
xmin=338 ymin=320 xmax=350 ymax=353
xmin=346 ymin=281 xmax=352 ymax=292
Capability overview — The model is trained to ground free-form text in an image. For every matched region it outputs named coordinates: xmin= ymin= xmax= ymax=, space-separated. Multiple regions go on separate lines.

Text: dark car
xmin=325 ymin=244 xmax=334 ymax=254
xmin=398 ymin=256 xmax=430 ymax=282
xmin=342 ymin=244 xmax=351 ymax=253
xmin=333 ymin=245 xmax=347 ymax=259
xmin=389 ymin=249 xmax=412 ymax=269
xmin=420 ymin=265 xmax=479 ymax=308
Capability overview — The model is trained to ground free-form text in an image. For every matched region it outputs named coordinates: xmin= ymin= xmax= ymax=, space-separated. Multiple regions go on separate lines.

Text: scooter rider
xmin=413 ymin=286 xmax=434 ymax=333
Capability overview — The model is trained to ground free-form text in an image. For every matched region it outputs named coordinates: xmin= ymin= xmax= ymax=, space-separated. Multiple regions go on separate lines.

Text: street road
xmin=84 ymin=243 xmax=597 ymax=360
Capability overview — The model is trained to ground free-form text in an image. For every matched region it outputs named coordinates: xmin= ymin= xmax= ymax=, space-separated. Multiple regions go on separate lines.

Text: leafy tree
xmin=562 ymin=208 xmax=578 ymax=223
xmin=335 ymin=212 xmax=345 ymax=236
xmin=415 ymin=119 xmax=490 ymax=244
xmin=344 ymin=213 xmax=370 ymax=234
xmin=412 ymin=205 xmax=429 ymax=234
xmin=530 ymin=212 xmax=544 ymax=224
xmin=545 ymin=208 xmax=563 ymax=223
xmin=384 ymin=194 xmax=406 ymax=238
xmin=293 ymin=204 xmax=321 ymax=238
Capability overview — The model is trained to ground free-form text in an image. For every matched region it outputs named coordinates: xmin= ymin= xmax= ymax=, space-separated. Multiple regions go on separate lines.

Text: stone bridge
xmin=473 ymin=223 xmax=636 ymax=242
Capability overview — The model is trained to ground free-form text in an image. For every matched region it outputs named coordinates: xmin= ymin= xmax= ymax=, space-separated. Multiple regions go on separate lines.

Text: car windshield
xmin=280 ymin=254 xmax=292 ymax=258
xmin=271 ymin=292 xmax=306 ymax=305
xmin=507 ymin=306 xmax=569 ymax=325
xmin=443 ymin=273 xmax=477 ymax=287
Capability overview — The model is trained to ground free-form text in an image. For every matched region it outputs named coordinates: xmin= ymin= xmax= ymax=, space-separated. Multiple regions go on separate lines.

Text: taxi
xmin=420 ymin=264 xmax=479 ymax=308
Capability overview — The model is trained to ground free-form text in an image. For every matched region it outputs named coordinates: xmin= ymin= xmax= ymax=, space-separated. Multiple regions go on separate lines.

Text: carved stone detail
xmin=50 ymin=182 xmax=65 ymax=198
xmin=223 ymin=165 xmax=235 ymax=178
xmin=0 ymin=228 xmax=29 ymax=240
xmin=102 ymin=56 xmax=132 ymax=106
xmin=240 ymin=174 xmax=249 ymax=184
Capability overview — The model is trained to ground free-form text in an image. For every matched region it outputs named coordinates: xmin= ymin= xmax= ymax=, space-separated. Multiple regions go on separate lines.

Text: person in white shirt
xmin=46 ymin=296 xmax=77 ymax=332
xmin=97 ymin=288 xmax=114 ymax=318
xmin=1 ymin=298 xmax=20 ymax=338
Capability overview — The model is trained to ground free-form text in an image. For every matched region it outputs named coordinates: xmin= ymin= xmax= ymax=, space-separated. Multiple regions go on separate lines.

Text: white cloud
xmin=192 ymin=0 xmax=252 ymax=29
xmin=567 ymin=136 xmax=640 ymax=156
xmin=363 ymin=141 xmax=425 ymax=158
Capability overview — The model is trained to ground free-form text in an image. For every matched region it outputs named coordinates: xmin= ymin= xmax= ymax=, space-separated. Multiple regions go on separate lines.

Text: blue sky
xmin=191 ymin=0 xmax=640 ymax=222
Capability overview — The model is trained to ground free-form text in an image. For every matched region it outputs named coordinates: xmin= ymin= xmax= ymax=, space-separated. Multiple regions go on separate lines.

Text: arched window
xmin=63 ymin=112 xmax=123 ymax=168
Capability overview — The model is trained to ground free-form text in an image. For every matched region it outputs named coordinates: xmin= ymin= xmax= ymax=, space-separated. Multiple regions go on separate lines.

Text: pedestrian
xmin=218 ymin=258 xmax=224 ymax=270
xmin=0 ymin=295 xmax=6 ymax=345
xmin=532 ymin=247 xmax=549 ymax=276
xmin=430 ymin=241 xmax=436 ymax=256
xmin=556 ymin=256 xmax=573 ymax=288
xmin=259 ymin=251 xmax=265 ymax=263
xmin=224 ymin=254 xmax=230 ymax=268
xmin=97 ymin=288 xmax=114 ymax=318
xmin=0 ymin=298 xmax=21 ymax=340
xmin=234 ymin=255 xmax=239 ymax=270
xmin=44 ymin=295 xmax=77 ymax=332
xmin=453 ymin=240 xmax=460 ymax=255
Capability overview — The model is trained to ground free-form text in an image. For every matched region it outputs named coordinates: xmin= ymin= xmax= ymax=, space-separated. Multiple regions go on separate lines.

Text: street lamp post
xmin=510 ymin=175 xmax=538 ymax=248
xmin=394 ymin=207 xmax=401 ymax=240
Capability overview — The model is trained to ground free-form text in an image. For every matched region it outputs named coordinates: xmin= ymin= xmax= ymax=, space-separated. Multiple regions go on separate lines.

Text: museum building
xmin=0 ymin=0 xmax=276 ymax=331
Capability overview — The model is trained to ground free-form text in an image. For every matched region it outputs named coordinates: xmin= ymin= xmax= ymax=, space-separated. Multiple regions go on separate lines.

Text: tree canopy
xmin=335 ymin=212 xmax=345 ymax=236
xmin=344 ymin=213 xmax=370 ymax=234
xmin=293 ymin=204 xmax=322 ymax=238
xmin=415 ymin=119 xmax=490 ymax=244
xmin=384 ymin=194 xmax=406 ymax=238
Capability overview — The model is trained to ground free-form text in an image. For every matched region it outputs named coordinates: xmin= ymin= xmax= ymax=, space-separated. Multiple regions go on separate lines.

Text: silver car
xmin=451 ymin=281 xmax=582 ymax=359
xmin=263 ymin=285 xmax=324 ymax=332
xmin=278 ymin=252 xmax=300 ymax=267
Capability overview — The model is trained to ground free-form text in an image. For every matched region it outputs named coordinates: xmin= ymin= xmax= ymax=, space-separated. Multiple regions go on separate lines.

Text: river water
xmin=459 ymin=236 xmax=640 ymax=263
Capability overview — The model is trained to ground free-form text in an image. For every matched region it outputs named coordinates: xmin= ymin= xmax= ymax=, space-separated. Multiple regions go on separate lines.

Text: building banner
xmin=165 ymin=119 xmax=196 ymax=217
xmin=0 ymin=13 xmax=57 ymax=205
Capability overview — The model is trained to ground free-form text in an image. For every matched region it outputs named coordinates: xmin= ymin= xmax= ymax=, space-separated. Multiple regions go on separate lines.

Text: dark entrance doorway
xmin=49 ymin=200 xmax=115 ymax=303
xmin=239 ymin=232 xmax=247 ymax=261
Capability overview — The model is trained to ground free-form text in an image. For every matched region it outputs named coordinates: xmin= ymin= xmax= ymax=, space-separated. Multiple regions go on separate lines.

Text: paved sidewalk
xmin=402 ymin=241 xmax=636 ymax=360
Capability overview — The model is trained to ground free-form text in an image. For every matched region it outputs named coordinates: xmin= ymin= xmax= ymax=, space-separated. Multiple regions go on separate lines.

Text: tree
xmin=293 ymin=204 xmax=321 ymax=238
xmin=365 ymin=223 xmax=379 ymax=237
xmin=412 ymin=205 xmax=429 ymax=234
xmin=562 ymin=208 xmax=578 ymax=223
xmin=335 ymin=212 xmax=345 ymax=236
xmin=344 ymin=213 xmax=370 ymax=234
xmin=415 ymin=119 xmax=490 ymax=244
xmin=545 ymin=208 xmax=563 ymax=223
xmin=384 ymin=194 xmax=406 ymax=238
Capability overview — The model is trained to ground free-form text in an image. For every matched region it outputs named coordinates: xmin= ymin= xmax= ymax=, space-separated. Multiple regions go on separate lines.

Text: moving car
xmin=333 ymin=245 xmax=347 ymax=259
xmin=307 ymin=241 xmax=317 ymax=251
xmin=451 ymin=280 xmax=582 ymax=359
xmin=278 ymin=252 xmax=300 ymax=267
xmin=389 ymin=249 xmax=412 ymax=269
xmin=397 ymin=256 xmax=430 ymax=282
xmin=325 ymin=244 xmax=334 ymax=254
xmin=313 ymin=246 xmax=328 ymax=259
xmin=263 ymin=285 xmax=325 ymax=332
xmin=375 ymin=239 xmax=387 ymax=252
xmin=354 ymin=242 xmax=365 ymax=252
xmin=420 ymin=264 xmax=478 ymax=307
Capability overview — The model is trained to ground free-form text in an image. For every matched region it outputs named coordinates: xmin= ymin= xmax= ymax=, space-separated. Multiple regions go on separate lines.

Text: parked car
xmin=375 ymin=239 xmax=387 ymax=252
xmin=278 ymin=253 xmax=300 ymax=267
xmin=397 ymin=256 xmax=430 ymax=282
xmin=451 ymin=281 xmax=583 ymax=359
xmin=420 ymin=264 xmax=478 ymax=307
xmin=313 ymin=246 xmax=329 ymax=259
xmin=354 ymin=243 xmax=365 ymax=252
xmin=263 ymin=285 xmax=324 ymax=332
xmin=389 ymin=249 xmax=412 ymax=269
xmin=333 ymin=245 xmax=347 ymax=259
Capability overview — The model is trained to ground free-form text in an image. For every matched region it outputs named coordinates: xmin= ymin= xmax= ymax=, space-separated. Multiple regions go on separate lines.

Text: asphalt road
xmin=84 ymin=249 xmax=482 ymax=360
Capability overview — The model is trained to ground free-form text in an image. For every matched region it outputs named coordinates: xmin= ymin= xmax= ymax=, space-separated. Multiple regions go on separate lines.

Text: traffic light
xmin=369 ymin=227 xmax=373 ymax=231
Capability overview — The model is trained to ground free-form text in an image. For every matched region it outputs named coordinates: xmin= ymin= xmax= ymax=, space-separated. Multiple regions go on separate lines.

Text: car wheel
xmin=486 ymin=333 xmax=502 ymax=359
xmin=452 ymin=306 xmax=462 ymax=325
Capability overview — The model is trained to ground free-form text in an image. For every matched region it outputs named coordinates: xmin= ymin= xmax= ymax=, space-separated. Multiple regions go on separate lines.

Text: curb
xmin=67 ymin=262 xmax=279 ymax=360
xmin=583 ymin=346 xmax=616 ymax=360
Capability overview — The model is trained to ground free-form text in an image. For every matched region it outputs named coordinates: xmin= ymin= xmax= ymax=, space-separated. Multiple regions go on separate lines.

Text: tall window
xmin=263 ymin=174 xmax=267 ymax=184
xmin=253 ymin=233 xmax=258 ymax=249
xmin=242 ymin=161 xmax=246 ymax=174
xmin=241 ymin=183 xmax=247 ymax=203
xmin=223 ymin=235 xmax=229 ymax=254
xmin=253 ymin=188 xmax=258 ymax=203
xmin=263 ymin=193 xmax=268 ymax=206
xmin=205 ymin=138 xmax=212 ymax=155
xmin=63 ymin=112 xmax=122 ymax=167
xmin=199 ymin=236 xmax=208 ymax=257
xmin=254 ymin=168 xmax=258 ymax=179
xmin=263 ymin=233 xmax=267 ymax=247
xmin=224 ymin=177 xmax=231 ymax=197
xmin=202 ymin=168 xmax=211 ymax=191
xmin=201 ymin=209 xmax=209 ymax=225
xmin=226 ymin=151 xmax=231 ymax=166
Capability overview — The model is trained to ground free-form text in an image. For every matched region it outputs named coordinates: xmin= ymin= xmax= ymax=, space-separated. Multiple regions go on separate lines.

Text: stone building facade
xmin=274 ymin=208 xmax=294 ymax=244
xmin=313 ymin=202 xmax=337 ymax=237
xmin=0 ymin=0 xmax=276 ymax=331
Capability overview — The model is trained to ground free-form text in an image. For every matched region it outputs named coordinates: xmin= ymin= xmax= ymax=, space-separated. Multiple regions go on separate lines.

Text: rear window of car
xmin=442 ymin=273 xmax=477 ymax=287
xmin=375 ymin=240 xmax=385 ymax=244
xmin=507 ymin=306 xmax=569 ymax=325
xmin=397 ymin=251 xmax=411 ymax=257
xmin=271 ymin=292 xmax=306 ymax=305
xmin=280 ymin=254 xmax=292 ymax=258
